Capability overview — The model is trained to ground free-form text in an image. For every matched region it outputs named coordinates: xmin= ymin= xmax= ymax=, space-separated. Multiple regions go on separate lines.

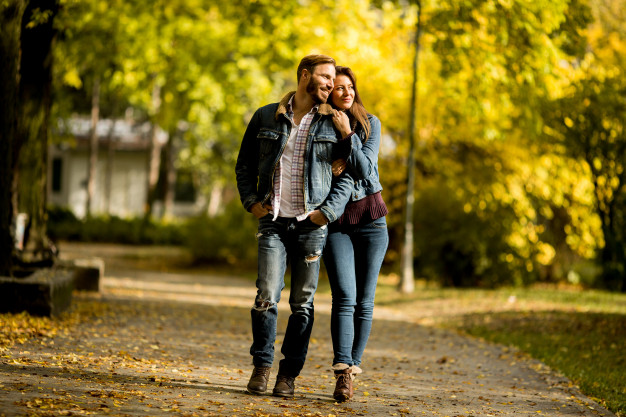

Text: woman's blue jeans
xmin=251 ymin=215 xmax=328 ymax=377
xmin=323 ymin=216 xmax=389 ymax=367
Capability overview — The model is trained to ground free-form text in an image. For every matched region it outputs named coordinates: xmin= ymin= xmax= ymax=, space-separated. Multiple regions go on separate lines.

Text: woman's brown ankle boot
xmin=333 ymin=368 xmax=353 ymax=402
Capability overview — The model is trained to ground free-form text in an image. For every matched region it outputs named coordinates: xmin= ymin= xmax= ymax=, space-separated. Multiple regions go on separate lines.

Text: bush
xmin=185 ymin=200 xmax=257 ymax=266
xmin=413 ymin=184 xmax=530 ymax=288
xmin=47 ymin=206 xmax=82 ymax=241
xmin=47 ymin=204 xmax=258 ymax=267
xmin=47 ymin=206 xmax=186 ymax=246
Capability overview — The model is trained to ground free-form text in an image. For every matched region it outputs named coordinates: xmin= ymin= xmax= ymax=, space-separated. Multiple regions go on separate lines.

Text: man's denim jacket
xmin=235 ymin=92 xmax=353 ymax=223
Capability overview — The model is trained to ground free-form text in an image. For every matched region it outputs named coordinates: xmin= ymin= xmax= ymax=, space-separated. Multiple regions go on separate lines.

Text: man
xmin=235 ymin=54 xmax=352 ymax=397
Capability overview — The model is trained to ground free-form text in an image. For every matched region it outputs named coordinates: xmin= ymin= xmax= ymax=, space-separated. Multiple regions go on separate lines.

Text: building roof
xmin=55 ymin=117 xmax=169 ymax=151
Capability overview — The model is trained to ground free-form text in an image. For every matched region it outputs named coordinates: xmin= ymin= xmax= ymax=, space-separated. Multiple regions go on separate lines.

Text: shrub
xmin=413 ymin=184 xmax=531 ymax=288
xmin=46 ymin=206 xmax=186 ymax=246
xmin=185 ymin=200 xmax=257 ymax=266
xmin=47 ymin=206 xmax=82 ymax=241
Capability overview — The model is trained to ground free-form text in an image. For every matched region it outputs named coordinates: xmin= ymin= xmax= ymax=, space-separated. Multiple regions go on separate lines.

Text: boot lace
xmin=336 ymin=373 xmax=351 ymax=388
xmin=252 ymin=367 xmax=270 ymax=378
xmin=276 ymin=374 xmax=294 ymax=388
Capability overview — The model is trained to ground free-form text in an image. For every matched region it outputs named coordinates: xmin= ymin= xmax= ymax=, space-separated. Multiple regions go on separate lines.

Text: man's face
xmin=305 ymin=63 xmax=335 ymax=104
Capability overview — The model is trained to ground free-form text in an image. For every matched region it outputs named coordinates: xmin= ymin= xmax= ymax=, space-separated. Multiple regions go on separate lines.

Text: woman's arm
xmin=344 ymin=115 xmax=381 ymax=180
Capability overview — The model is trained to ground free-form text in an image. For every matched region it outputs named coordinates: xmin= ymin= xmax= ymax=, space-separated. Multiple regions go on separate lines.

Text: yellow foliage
xmin=62 ymin=70 xmax=82 ymax=88
xmin=536 ymin=242 xmax=556 ymax=265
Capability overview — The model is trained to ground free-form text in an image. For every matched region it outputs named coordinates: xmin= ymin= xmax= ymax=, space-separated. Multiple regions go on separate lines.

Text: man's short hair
xmin=297 ymin=54 xmax=336 ymax=84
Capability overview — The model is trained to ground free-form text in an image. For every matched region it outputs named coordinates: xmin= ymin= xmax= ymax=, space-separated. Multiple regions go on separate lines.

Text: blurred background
xmin=1 ymin=0 xmax=624 ymax=291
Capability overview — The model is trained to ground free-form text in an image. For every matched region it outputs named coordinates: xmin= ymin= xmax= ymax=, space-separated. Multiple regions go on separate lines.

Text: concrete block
xmin=0 ymin=268 xmax=75 ymax=317
xmin=70 ymin=258 xmax=104 ymax=292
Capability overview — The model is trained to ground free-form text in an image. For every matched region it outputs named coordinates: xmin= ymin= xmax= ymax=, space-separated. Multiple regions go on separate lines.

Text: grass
xmin=372 ymin=276 xmax=626 ymax=417
xmin=456 ymin=310 xmax=625 ymax=416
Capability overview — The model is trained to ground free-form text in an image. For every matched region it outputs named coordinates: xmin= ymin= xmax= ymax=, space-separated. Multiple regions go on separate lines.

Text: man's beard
xmin=306 ymin=78 xmax=328 ymax=104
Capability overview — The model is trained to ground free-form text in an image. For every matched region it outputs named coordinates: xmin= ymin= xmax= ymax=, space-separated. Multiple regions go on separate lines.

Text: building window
xmin=175 ymin=169 xmax=196 ymax=202
xmin=52 ymin=158 xmax=63 ymax=193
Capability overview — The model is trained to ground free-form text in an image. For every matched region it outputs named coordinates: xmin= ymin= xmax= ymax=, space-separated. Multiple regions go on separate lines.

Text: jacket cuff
xmin=243 ymin=196 xmax=259 ymax=212
xmin=319 ymin=206 xmax=337 ymax=223
xmin=334 ymin=138 xmax=352 ymax=161
xmin=342 ymin=131 xmax=355 ymax=141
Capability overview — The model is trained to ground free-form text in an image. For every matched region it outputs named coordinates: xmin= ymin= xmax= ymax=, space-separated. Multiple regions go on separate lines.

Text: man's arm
xmin=309 ymin=171 xmax=353 ymax=225
xmin=310 ymin=117 xmax=360 ymax=223
xmin=317 ymin=170 xmax=353 ymax=223
xmin=250 ymin=202 xmax=272 ymax=219
xmin=235 ymin=109 xmax=262 ymax=212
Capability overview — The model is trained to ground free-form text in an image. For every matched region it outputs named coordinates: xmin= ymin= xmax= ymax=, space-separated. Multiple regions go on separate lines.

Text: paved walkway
xmin=0 ymin=247 xmax=616 ymax=416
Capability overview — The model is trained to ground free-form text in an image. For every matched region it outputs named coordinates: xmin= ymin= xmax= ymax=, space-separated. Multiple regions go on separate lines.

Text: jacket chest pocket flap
xmin=258 ymin=128 xmax=282 ymax=158
xmin=312 ymin=134 xmax=337 ymax=162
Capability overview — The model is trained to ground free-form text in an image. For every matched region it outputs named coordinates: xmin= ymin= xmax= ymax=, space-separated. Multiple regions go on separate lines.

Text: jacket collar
xmin=275 ymin=91 xmax=333 ymax=120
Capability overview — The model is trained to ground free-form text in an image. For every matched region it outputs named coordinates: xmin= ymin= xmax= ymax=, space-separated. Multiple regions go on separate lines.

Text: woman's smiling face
xmin=331 ymin=74 xmax=355 ymax=110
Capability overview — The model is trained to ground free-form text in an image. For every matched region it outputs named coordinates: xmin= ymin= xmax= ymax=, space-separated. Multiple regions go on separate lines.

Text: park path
xmin=0 ymin=243 xmax=616 ymax=417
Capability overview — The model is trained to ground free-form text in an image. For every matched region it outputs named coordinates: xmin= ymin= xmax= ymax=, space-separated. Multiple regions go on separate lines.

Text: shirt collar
xmin=287 ymin=95 xmax=320 ymax=118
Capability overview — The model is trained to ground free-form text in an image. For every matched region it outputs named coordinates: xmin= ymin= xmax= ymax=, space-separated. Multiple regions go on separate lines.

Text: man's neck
xmin=292 ymin=90 xmax=315 ymax=115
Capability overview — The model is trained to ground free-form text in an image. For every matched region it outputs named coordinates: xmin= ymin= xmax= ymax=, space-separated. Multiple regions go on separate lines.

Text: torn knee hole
xmin=305 ymin=254 xmax=321 ymax=263
xmin=254 ymin=299 xmax=274 ymax=310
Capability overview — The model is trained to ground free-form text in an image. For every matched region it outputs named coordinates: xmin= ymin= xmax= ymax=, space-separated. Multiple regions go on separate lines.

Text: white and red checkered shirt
xmin=272 ymin=97 xmax=319 ymax=221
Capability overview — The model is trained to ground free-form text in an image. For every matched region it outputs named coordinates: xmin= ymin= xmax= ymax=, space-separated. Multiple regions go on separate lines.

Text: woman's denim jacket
xmin=342 ymin=114 xmax=384 ymax=201
xmin=235 ymin=93 xmax=353 ymax=223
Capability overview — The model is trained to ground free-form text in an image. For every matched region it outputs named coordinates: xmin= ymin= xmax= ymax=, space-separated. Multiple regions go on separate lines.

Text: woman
xmin=325 ymin=66 xmax=389 ymax=402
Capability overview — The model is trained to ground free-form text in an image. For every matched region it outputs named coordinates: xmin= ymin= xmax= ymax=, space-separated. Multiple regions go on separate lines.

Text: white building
xmin=48 ymin=118 xmax=202 ymax=219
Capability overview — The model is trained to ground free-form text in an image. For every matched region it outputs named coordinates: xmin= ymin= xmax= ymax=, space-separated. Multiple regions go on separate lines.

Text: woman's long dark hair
xmin=334 ymin=66 xmax=371 ymax=141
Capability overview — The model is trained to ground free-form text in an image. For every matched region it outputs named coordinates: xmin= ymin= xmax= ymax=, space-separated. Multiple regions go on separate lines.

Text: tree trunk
xmin=15 ymin=0 xmax=58 ymax=257
xmin=86 ymin=76 xmax=100 ymax=218
xmin=162 ymin=127 xmax=177 ymax=219
xmin=399 ymin=1 xmax=422 ymax=293
xmin=207 ymin=183 xmax=223 ymax=218
xmin=144 ymin=81 xmax=162 ymax=220
xmin=104 ymin=121 xmax=116 ymax=214
xmin=0 ymin=0 xmax=26 ymax=276
xmin=600 ymin=198 xmax=626 ymax=292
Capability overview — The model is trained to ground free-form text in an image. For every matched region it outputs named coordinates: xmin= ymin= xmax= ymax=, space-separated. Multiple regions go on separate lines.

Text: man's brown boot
xmin=333 ymin=368 xmax=353 ymax=402
xmin=247 ymin=366 xmax=271 ymax=395
xmin=272 ymin=374 xmax=296 ymax=397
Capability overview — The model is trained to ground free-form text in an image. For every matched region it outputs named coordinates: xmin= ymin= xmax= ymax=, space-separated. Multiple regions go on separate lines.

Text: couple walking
xmin=235 ymin=54 xmax=388 ymax=402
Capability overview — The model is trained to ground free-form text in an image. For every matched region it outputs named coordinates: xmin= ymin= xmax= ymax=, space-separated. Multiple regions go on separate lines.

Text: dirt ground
xmin=0 ymin=242 xmax=616 ymax=416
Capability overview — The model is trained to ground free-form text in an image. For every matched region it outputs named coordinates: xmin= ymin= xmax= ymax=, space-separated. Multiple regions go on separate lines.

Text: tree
xmin=0 ymin=0 xmax=59 ymax=274
xmin=44 ymin=0 xmax=614 ymax=289
xmin=400 ymin=1 xmax=422 ymax=293
xmin=403 ymin=0 xmax=606 ymax=287
xmin=54 ymin=0 xmax=139 ymax=218
xmin=14 ymin=0 xmax=59 ymax=260
xmin=542 ymin=0 xmax=626 ymax=291
xmin=0 ymin=0 xmax=26 ymax=276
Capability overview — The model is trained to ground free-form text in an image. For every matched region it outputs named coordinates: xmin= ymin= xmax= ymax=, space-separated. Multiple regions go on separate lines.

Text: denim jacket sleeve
xmin=344 ymin=115 xmax=382 ymax=180
xmin=235 ymin=108 xmax=262 ymax=211
xmin=318 ymin=170 xmax=353 ymax=223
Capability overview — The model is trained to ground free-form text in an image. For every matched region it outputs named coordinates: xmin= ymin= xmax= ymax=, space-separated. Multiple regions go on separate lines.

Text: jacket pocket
xmin=312 ymin=134 xmax=336 ymax=163
xmin=258 ymin=128 xmax=281 ymax=159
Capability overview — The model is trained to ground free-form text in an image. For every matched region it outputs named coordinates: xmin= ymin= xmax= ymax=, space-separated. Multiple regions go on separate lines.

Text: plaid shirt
xmin=272 ymin=97 xmax=319 ymax=221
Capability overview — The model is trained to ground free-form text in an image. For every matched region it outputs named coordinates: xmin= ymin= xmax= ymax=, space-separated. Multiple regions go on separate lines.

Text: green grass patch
xmin=372 ymin=280 xmax=626 ymax=416
xmin=456 ymin=310 xmax=625 ymax=416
